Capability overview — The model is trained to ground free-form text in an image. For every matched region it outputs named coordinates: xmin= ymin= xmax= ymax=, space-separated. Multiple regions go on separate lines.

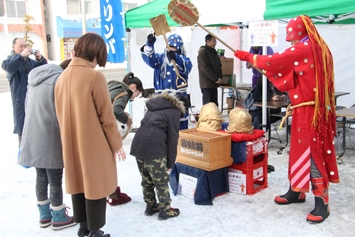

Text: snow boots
xmin=274 ymin=186 xmax=306 ymax=204
xmin=306 ymin=178 xmax=330 ymax=224
xmin=50 ymin=204 xmax=76 ymax=230
xmin=275 ymin=178 xmax=330 ymax=224
xmin=77 ymin=222 xmax=110 ymax=237
xmin=37 ymin=199 xmax=52 ymax=228
xmin=77 ymin=222 xmax=90 ymax=237
xmin=145 ymin=203 xmax=160 ymax=216
xmin=107 ymin=186 xmax=132 ymax=206
xmin=88 ymin=230 xmax=110 ymax=237
xmin=158 ymin=207 xmax=180 ymax=220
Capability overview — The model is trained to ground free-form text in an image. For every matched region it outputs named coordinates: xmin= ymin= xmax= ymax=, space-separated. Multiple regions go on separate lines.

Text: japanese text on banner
xmin=100 ymin=0 xmax=125 ymax=63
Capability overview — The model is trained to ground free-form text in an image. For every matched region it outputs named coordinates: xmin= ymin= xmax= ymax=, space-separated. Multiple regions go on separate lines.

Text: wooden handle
xmin=163 ymin=34 xmax=187 ymax=88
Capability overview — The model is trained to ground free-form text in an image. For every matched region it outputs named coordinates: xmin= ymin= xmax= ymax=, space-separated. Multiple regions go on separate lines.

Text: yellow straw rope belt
xmin=278 ymin=101 xmax=315 ymax=130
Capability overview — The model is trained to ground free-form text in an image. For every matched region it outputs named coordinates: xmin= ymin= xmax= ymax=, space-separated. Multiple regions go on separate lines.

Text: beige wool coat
xmin=55 ymin=57 xmax=122 ymax=200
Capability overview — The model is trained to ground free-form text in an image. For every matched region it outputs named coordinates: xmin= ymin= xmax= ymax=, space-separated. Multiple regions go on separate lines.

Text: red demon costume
xmin=235 ymin=15 xmax=339 ymax=224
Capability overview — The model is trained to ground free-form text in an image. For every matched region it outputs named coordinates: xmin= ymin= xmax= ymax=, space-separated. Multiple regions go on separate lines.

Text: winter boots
xmin=158 ymin=207 xmax=180 ymax=220
xmin=77 ymin=222 xmax=110 ymax=237
xmin=107 ymin=186 xmax=132 ymax=206
xmin=50 ymin=204 xmax=77 ymax=230
xmin=77 ymin=222 xmax=90 ymax=237
xmin=145 ymin=203 xmax=160 ymax=216
xmin=88 ymin=230 xmax=110 ymax=237
xmin=275 ymin=178 xmax=330 ymax=224
xmin=306 ymin=178 xmax=330 ymax=224
xmin=37 ymin=199 xmax=52 ymax=228
xmin=274 ymin=186 xmax=306 ymax=204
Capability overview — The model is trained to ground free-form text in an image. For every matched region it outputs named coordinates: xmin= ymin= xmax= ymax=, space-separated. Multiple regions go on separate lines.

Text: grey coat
xmin=18 ymin=64 xmax=63 ymax=169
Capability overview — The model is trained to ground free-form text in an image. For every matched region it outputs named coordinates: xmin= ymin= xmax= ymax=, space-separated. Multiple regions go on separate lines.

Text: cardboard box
xmin=221 ymin=75 xmax=231 ymax=85
xmin=220 ymin=57 xmax=234 ymax=75
xmin=177 ymin=128 xmax=233 ymax=171
xmin=221 ymin=74 xmax=236 ymax=86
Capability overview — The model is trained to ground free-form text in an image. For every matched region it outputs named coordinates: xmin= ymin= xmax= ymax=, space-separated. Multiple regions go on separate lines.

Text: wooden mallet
xmin=168 ymin=0 xmax=264 ymax=75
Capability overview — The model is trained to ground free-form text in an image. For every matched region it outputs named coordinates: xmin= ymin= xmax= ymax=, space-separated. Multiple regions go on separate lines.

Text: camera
xmin=31 ymin=49 xmax=38 ymax=55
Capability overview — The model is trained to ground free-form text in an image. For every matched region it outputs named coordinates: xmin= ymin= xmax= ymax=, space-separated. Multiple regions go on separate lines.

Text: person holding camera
xmin=2 ymin=37 xmax=47 ymax=146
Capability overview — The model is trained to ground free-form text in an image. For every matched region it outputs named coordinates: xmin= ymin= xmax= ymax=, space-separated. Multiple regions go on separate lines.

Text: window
xmin=0 ymin=1 xmax=5 ymax=16
xmin=67 ymin=0 xmax=94 ymax=15
xmin=67 ymin=0 xmax=80 ymax=15
xmin=5 ymin=0 xmax=26 ymax=18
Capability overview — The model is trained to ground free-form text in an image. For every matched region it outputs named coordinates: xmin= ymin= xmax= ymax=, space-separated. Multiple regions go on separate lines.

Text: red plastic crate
xmin=233 ymin=137 xmax=268 ymax=170
xmin=229 ymin=153 xmax=268 ymax=195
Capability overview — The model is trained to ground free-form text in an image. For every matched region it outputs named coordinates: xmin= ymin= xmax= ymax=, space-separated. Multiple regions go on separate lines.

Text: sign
xmin=228 ymin=169 xmax=247 ymax=195
xmin=100 ymin=0 xmax=125 ymax=63
xmin=248 ymin=20 xmax=279 ymax=46
xmin=178 ymin=173 xmax=197 ymax=199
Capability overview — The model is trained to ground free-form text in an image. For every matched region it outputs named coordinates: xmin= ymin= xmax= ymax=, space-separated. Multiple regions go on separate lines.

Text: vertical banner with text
xmin=100 ymin=0 xmax=125 ymax=63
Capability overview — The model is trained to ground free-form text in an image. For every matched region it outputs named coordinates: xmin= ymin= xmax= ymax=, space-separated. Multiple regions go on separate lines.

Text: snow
xmin=0 ymin=91 xmax=354 ymax=237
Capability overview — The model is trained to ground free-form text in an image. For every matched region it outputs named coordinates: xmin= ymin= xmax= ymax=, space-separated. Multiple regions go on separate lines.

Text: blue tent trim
xmin=56 ymin=16 xmax=101 ymax=38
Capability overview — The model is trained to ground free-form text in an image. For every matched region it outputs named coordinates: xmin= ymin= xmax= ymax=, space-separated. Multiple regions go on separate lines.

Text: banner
xmin=100 ymin=0 xmax=125 ymax=63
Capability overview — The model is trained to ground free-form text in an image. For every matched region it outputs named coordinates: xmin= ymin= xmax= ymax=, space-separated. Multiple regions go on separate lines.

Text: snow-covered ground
xmin=0 ymin=91 xmax=354 ymax=237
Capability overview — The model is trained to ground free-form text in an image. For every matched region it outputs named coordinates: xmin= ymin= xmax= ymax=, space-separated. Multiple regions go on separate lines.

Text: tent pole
xmin=262 ymin=46 xmax=267 ymax=132
xmin=81 ymin=0 xmax=86 ymax=34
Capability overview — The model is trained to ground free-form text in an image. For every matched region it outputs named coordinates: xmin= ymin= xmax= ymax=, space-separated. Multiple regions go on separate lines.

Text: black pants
xmin=201 ymin=88 xmax=218 ymax=106
xmin=36 ymin=168 xmax=63 ymax=206
xmin=71 ymin=193 xmax=106 ymax=231
xmin=249 ymin=109 xmax=281 ymax=130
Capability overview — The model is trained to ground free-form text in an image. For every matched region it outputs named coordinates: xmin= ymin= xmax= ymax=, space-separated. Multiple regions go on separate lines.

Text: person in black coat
xmin=130 ymin=92 xmax=185 ymax=220
xmin=197 ymin=34 xmax=223 ymax=106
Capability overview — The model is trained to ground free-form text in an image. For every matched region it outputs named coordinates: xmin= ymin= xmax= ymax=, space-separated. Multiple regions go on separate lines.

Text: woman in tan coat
xmin=55 ymin=33 xmax=122 ymax=237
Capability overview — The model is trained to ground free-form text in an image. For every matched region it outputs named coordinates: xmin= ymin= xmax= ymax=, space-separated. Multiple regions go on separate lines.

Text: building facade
xmin=0 ymin=0 xmax=145 ymax=61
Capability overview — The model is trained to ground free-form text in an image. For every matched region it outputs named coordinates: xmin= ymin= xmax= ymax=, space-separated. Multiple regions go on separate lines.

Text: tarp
xmin=56 ymin=16 xmax=101 ymax=37
xmin=125 ymin=0 xmax=355 ymax=28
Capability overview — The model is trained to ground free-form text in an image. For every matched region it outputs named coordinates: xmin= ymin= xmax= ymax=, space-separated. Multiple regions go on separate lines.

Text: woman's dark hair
xmin=123 ymin=72 xmax=144 ymax=93
xmin=59 ymin=59 xmax=72 ymax=70
xmin=73 ymin=33 xmax=107 ymax=67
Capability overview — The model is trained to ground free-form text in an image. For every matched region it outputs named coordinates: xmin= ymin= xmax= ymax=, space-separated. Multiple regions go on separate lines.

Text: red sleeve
xmin=253 ymin=43 xmax=313 ymax=92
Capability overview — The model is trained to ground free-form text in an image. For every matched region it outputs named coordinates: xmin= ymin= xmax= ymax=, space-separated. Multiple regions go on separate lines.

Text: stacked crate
xmin=228 ymin=137 xmax=268 ymax=195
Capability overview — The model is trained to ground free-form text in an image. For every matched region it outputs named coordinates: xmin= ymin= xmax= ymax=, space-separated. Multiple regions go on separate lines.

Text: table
xmin=169 ymin=162 xmax=229 ymax=205
xmin=235 ymin=83 xmax=253 ymax=91
xmin=253 ymin=100 xmax=290 ymax=148
xmin=220 ymin=84 xmax=253 ymax=113
xmin=336 ymin=106 xmax=355 ymax=159
xmin=219 ymin=86 xmax=239 ymax=113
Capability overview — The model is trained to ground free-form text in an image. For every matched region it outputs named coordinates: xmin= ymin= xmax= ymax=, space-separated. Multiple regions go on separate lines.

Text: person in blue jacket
xmin=140 ymin=33 xmax=192 ymax=129
xmin=2 ymin=37 xmax=47 ymax=146
xmin=140 ymin=33 xmax=192 ymax=90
